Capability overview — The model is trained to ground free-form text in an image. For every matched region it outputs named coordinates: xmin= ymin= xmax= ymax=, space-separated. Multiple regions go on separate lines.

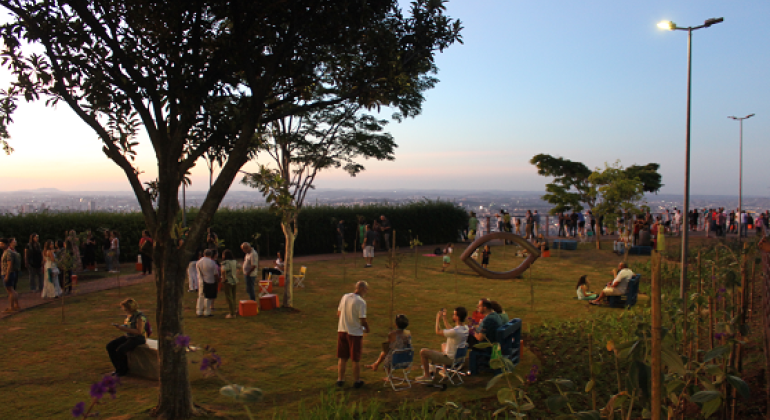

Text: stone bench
xmin=127 ymin=339 xmax=159 ymax=380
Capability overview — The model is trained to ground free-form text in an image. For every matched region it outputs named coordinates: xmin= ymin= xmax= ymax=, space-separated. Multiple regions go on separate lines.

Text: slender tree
xmin=0 ymin=1 xmax=462 ymax=417
xmin=241 ymin=105 xmax=396 ymax=308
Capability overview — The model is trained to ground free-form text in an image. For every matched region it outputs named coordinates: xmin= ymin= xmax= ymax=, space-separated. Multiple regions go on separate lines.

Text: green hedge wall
xmin=0 ymin=201 xmax=467 ymax=262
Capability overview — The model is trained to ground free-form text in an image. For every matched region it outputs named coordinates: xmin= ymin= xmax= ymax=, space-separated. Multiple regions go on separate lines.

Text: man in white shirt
xmin=196 ymin=249 xmax=220 ymax=317
xmin=241 ymin=242 xmax=259 ymax=301
xmin=415 ymin=306 xmax=469 ymax=382
xmin=590 ymin=262 xmax=634 ymax=305
xmin=337 ymin=281 xmax=370 ymax=388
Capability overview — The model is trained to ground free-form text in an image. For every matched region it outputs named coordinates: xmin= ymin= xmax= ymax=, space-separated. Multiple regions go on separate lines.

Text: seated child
xmin=442 ymin=243 xmax=453 ymax=272
xmin=576 ymin=275 xmax=597 ymax=300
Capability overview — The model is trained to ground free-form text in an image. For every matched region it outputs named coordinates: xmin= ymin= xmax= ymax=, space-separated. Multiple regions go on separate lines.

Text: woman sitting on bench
xmin=106 ymin=298 xmax=147 ymax=377
xmin=365 ymin=314 xmax=412 ymax=379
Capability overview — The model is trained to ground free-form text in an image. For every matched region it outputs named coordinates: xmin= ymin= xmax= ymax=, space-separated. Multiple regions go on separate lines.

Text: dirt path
xmin=0 ymin=272 xmax=151 ymax=319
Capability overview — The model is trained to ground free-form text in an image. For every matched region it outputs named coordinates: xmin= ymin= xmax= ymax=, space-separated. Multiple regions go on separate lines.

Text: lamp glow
xmin=657 ymin=21 xmax=674 ymax=30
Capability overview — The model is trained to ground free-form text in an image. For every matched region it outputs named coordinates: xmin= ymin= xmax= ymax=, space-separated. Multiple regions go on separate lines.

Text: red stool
xmin=239 ymin=300 xmax=259 ymax=317
xmin=71 ymin=274 xmax=78 ymax=292
xmin=135 ymin=262 xmax=143 ymax=272
xmin=259 ymin=294 xmax=279 ymax=311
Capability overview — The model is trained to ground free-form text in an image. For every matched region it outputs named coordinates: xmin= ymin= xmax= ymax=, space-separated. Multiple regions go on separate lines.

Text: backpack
xmin=434 ymin=248 xmax=442 ymax=256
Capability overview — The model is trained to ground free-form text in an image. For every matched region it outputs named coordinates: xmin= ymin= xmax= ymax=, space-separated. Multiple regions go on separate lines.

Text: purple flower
xmin=200 ymin=351 xmax=222 ymax=373
xmin=718 ymin=288 xmax=726 ymax=294
xmin=71 ymin=401 xmax=86 ymax=418
xmin=526 ymin=365 xmax=539 ymax=383
xmin=100 ymin=375 xmax=119 ymax=399
xmin=175 ymin=335 xmax=191 ymax=349
xmin=90 ymin=381 xmax=106 ymax=400
xmin=200 ymin=357 xmax=210 ymax=371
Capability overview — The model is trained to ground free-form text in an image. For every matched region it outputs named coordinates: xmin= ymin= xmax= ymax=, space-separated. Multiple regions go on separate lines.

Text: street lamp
xmin=658 ymin=17 xmax=723 ymax=301
xmin=728 ymin=113 xmax=755 ymax=241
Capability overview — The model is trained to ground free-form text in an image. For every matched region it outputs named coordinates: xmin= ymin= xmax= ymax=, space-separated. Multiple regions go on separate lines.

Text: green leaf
xmin=497 ymin=388 xmax=515 ymax=405
xmin=574 ymin=411 xmax=602 ymax=420
xmin=487 ymin=373 xmax=504 ymax=390
xmin=726 ymin=375 xmax=750 ymax=399
xmin=520 ymin=402 xmax=535 ymax=411
xmin=661 ymin=346 xmax=685 ymax=376
xmin=701 ymin=396 xmax=722 ymax=419
xmin=703 ymin=346 xmax=731 ymax=363
xmin=492 ymin=407 xmax=508 ymax=417
xmin=665 ymin=379 xmax=686 ymax=395
xmin=585 ymin=380 xmax=595 ymax=393
xmin=433 ymin=406 xmax=447 ymax=420
xmin=554 ymin=379 xmax=576 ymax=391
xmin=690 ymin=391 xmax=722 ymax=403
xmin=474 ymin=342 xmax=493 ymax=349
xmin=490 ymin=358 xmax=504 ymax=370
xmin=546 ymin=394 xmax=568 ymax=412
xmin=705 ymin=364 xmax=724 ymax=378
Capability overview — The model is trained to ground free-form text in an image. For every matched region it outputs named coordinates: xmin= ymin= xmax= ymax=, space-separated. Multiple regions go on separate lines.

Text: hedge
xmin=0 ymin=201 xmax=468 ymax=262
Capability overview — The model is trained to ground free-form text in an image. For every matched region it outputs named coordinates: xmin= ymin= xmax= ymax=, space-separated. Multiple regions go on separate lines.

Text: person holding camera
xmin=415 ymin=306 xmax=469 ymax=383
xmin=106 ymin=298 xmax=147 ymax=377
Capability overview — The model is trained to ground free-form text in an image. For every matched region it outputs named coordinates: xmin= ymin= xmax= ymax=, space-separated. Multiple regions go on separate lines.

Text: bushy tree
xmin=0 ymin=1 xmax=462 ymax=417
xmin=530 ymin=154 xmax=662 ymax=249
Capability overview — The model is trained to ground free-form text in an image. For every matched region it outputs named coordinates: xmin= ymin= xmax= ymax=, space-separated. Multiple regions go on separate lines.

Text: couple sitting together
xmin=367 ymin=299 xmax=506 ymax=383
xmin=366 ymin=307 xmax=470 ymax=383
xmin=575 ymin=262 xmax=635 ymax=305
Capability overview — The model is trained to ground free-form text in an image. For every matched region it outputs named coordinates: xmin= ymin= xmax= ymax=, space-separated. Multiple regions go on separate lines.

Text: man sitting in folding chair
xmin=365 ymin=314 xmax=413 ymax=390
xmin=415 ymin=306 xmax=469 ymax=384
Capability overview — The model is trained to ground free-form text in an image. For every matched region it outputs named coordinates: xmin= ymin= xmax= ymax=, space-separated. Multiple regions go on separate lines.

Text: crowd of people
xmin=1 ymin=230 xmax=125 ymax=312
xmin=335 ymin=280 xmax=512 ymax=387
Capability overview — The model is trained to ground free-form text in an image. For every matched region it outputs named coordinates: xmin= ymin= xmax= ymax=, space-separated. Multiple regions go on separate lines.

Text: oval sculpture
xmin=460 ymin=232 xmax=540 ymax=280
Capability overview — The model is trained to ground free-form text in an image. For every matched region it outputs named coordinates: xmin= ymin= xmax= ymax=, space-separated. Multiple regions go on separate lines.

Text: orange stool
xmin=278 ymin=275 xmax=285 ymax=287
xmin=71 ymin=274 xmax=78 ymax=291
xmin=239 ymin=300 xmax=259 ymax=317
xmin=135 ymin=262 xmax=142 ymax=272
xmin=542 ymin=250 xmax=551 ymax=258
xmin=260 ymin=294 xmax=279 ymax=311
xmin=258 ymin=280 xmax=273 ymax=296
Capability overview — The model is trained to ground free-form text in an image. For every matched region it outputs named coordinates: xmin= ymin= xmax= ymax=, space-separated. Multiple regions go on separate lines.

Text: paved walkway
xmin=0 ymin=272 xmax=151 ymax=319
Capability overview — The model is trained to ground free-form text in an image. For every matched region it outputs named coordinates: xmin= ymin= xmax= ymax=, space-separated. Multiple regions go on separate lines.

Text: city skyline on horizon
xmin=0 ymin=1 xmax=767 ymax=197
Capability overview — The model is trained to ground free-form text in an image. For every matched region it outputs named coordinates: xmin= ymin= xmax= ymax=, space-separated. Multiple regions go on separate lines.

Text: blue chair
xmin=384 ymin=348 xmax=414 ymax=391
xmin=469 ymin=318 xmax=522 ymax=375
xmin=430 ymin=345 xmax=469 ymax=385
xmin=607 ymin=275 xmax=642 ymax=308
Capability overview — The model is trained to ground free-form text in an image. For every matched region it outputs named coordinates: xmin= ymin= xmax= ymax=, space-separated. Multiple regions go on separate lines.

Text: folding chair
xmin=293 ymin=266 xmax=307 ymax=288
xmin=431 ymin=345 xmax=469 ymax=385
xmin=384 ymin=348 xmax=414 ymax=391
xmin=258 ymin=280 xmax=271 ymax=297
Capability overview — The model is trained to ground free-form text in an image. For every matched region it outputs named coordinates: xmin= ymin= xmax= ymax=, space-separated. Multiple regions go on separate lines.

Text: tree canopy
xmin=530 ymin=154 xmax=663 ymax=215
xmin=0 ymin=1 xmax=462 ymax=417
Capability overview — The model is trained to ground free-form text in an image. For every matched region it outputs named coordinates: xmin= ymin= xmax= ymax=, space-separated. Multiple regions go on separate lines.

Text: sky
xmin=0 ymin=1 xmax=768 ymax=196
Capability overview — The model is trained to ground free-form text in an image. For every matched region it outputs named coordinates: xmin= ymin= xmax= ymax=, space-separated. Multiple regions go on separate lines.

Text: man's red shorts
xmin=337 ymin=332 xmax=363 ymax=362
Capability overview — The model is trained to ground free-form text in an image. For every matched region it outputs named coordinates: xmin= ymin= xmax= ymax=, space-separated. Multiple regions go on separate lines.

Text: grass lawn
xmin=0 ymin=241 xmax=651 ymax=419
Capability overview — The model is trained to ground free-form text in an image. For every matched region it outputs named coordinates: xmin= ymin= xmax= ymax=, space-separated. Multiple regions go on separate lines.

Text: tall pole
xmin=182 ymin=182 xmax=187 ymax=227
xmin=739 ymin=118 xmax=742 ymax=242
xmin=680 ymin=28 xmax=692 ymax=301
xmin=729 ymin=113 xmax=754 ymax=243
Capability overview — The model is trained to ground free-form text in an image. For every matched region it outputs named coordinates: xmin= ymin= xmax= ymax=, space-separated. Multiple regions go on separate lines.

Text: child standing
xmin=481 ymin=245 xmax=491 ymax=269
xmin=441 ymin=243 xmax=453 ymax=272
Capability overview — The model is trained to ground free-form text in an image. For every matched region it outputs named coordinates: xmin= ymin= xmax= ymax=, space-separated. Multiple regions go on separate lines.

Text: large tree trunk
xmin=154 ymin=237 xmax=194 ymax=418
xmin=281 ymin=219 xmax=296 ymax=308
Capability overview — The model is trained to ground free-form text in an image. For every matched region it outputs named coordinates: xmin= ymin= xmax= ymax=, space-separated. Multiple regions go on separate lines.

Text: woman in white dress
xmin=41 ymin=240 xmax=61 ymax=298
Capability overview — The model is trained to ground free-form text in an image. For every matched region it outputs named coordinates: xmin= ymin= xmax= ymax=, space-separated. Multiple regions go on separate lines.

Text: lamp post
xmin=657 ymin=17 xmax=723 ymax=300
xmin=729 ymin=113 xmax=754 ymax=242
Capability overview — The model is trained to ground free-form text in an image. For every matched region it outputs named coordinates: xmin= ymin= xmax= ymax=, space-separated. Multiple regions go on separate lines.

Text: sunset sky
xmin=0 ymin=0 xmax=767 ymax=195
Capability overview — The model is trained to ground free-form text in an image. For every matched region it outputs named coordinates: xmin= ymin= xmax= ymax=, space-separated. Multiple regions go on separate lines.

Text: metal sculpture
xmin=460 ymin=232 xmax=540 ymax=280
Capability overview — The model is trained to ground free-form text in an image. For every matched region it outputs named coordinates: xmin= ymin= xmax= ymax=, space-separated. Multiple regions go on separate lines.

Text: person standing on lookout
xmin=336 ymin=281 xmax=370 ymax=389
xmin=362 ymin=225 xmax=377 ymax=268
xmin=380 ymin=215 xmax=391 ymax=252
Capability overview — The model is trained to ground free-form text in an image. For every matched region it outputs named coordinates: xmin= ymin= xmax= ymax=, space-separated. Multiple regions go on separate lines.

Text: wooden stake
xmin=651 ymin=250 xmax=662 ymax=420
